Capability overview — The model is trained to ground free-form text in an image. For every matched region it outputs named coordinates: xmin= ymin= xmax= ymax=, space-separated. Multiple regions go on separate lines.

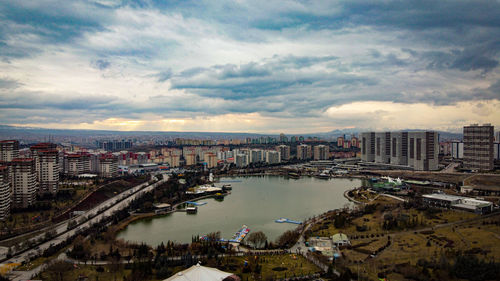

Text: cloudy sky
xmin=1 ymin=0 xmax=499 ymax=134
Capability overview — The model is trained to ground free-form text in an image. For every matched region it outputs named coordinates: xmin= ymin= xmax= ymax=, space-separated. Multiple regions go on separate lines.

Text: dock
xmin=185 ymin=201 xmax=207 ymax=206
xmin=275 ymin=217 xmax=302 ymax=224
xmin=228 ymin=225 xmax=250 ymax=243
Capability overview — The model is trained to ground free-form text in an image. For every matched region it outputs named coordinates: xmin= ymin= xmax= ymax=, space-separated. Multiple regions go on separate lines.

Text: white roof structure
xmin=164 ymin=263 xmax=234 ymax=281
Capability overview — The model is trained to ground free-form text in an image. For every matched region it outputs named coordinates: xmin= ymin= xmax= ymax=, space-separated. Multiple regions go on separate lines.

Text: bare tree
xmin=246 ymin=231 xmax=267 ymax=249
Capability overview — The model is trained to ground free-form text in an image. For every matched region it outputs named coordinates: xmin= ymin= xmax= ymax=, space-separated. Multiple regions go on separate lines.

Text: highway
xmin=4 ymin=173 xmax=168 ymax=280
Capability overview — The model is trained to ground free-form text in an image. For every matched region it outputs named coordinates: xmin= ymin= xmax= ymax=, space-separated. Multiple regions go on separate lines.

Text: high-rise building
xmin=0 ymin=166 xmax=11 ymax=220
xmin=337 ymin=137 xmax=344 ymax=148
xmin=351 ymin=136 xmax=360 ymax=148
xmin=99 ymin=155 xmax=118 ymax=178
xmin=235 ymin=154 xmax=249 ymax=167
xmin=297 ymin=144 xmax=312 ymax=160
xmin=451 ymin=141 xmax=464 ymax=159
xmin=184 ymin=153 xmax=197 ymax=166
xmin=375 ymin=132 xmax=391 ymax=164
xmin=0 ymin=140 xmax=19 ymax=162
xmin=313 ymin=145 xmax=329 ymax=160
xmin=250 ymin=149 xmax=264 ymax=163
xmin=38 ymin=150 xmax=59 ymax=194
xmin=360 ymin=132 xmax=375 ymax=162
xmin=408 ymin=131 xmax=438 ymax=171
xmin=30 ymin=143 xmax=59 ymax=194
xmin=495 ymin=131 xmax=500 ymax=142
xmin=276 ymin=145 xmax=290 ymax=161
xmin=266 ymin=151 xmax=281 ymax=164
xmin=10 ymin=158 xmax=37 ymax=208
xmin=390 ymin=132 xmax=408 ymax=165
xmin=204 ymin=153 xmax=218 ymax=168
xmin=493 ymin=142 xmax=500 ymax=160
xmin=463 ymin=124 xmax=494 ymax=171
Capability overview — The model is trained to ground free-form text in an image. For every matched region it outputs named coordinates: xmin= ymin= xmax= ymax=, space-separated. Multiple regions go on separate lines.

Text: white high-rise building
xmin=451 ymin=141 xmax=464 ymax=159
xmin=463 ymin=124 xmax=494 ymax=171
xmin=297 ymin=144 xmax=312 ymax=160
xmin=408 ymin=131 xmax=438 ymax=171
xmin=390 ymin=132 xmax=408 ymax=165
xmin=276 ymin=145 xmax=290 ymax=161
xmin=99 ymin=156 xmax=118 ymax=178
xmin=250 ymin=149 xmax=264 ymax=163
xmin=235 ymin=154 xmax=249 ymax=167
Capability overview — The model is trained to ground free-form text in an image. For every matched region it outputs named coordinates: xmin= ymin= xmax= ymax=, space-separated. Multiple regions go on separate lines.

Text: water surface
xmin=117 ymin=176 xmax=361 ymax=245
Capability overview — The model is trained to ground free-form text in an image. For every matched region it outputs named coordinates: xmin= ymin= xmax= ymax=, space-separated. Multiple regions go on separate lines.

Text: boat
xmin=186 ymin=206 xmax=198 ymax=214
xmin=315 ymin=171 xmax=330 ymax=179
xmin=222 ymin=184 xmax=232 ymax=190
xmin=287 ymin=172 xmax=300 ymax=179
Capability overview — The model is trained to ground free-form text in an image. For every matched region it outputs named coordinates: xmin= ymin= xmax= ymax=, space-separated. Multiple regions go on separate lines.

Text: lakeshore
xmin=116 ymin=175 xmax=363 ymax=245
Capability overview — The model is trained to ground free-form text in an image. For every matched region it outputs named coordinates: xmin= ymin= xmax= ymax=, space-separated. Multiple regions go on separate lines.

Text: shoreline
xmin=114 ymin=175 xmax=363 ymax=244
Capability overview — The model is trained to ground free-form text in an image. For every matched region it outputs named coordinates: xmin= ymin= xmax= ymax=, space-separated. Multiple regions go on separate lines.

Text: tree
xmin=246 ymin=231 xmax=267 ymax=249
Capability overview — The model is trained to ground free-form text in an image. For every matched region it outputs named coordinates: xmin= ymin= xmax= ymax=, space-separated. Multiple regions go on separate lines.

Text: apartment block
xmin=10 ymin=158 xmax=37 ymax=208
xmin=451 ymin=141 xmax=464 ymax=159
xmin=0 ymin=140 xmax=19 ymax=162
xmin=276 ymin=145 xmax=290 ymax=161
xmin=0 ymin=166 xmax=11 ymax=220
xmin=360 ymin=132 xmax=375 ymax=162
xmin=266 ymin=151 xmax=281 ymax=164
xmin=297 ymin=144 xmax=312 ymax=160
xmin=408 ymin=131 xmax=438 ymax=171
xmin=463 ymin=124 xmax=494 ymax=171
xmin=99 ymin=156 xmax=118 ymax=178
xmin=313 ymin=145 xmax=329 ymax=160
xmin=375 ymin=132 xmax=391 ymax=164
xmin=390 ymin=132 xmax=408 ymax=165
xmin=204 ymin=153 xmax=218 ymax=168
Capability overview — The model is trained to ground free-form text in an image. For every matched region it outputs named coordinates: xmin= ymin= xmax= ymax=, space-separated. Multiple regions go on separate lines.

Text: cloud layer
xmin=1 ymin=0 xmax=499 ymax=133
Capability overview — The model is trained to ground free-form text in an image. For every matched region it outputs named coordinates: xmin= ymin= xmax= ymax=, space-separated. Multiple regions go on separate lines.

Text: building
xmin=65 ymin=154 xmax=83 ymax=176
xmin=494 ymin=142 xmax=500 ymax=160
xmin=351 ymin=136 xmax=359 ymax=148
xmin=451 ymin=141 xmax=464 ymax=159
xmin=99 ymin=155 xmax=118 ymax=178
xmin=313 ymin=145 xmax=329 ymax=160
xmin=331 ymin=233 xmax=350 ymax=247
xmin=390 ymin=132 xmax=408 ymax=165
xmin=463 ymin=124 xmax=494 ymax=171
xmin=10 ymin=158 xmax=37 ymax=208
xmin=276 ymin=145 xmax=290 ymax=161
xmin=360 ymin=132 xmax=375 ymax=162
xmin=495 ymin=131 xmax=500 ymax=142
xmin=37 ymin=150 xmax=59 ymax=194
xmin=266 ymin=150 xmax=281 ymax=164
xmin=250 ymin=149 xmax=264 ymax=163
xmin=375 ymin=132 xmax=391 ymax=164
xmin=184 ymin=153 xmax=197 ymax=166
xmin=0 ymin=166 xmax=11 ymax=220
xmin=0 ymin=140 xmax=19 ymax=162
xmin=408 ymin=131 xmax=438 ymax=171
xmin=163 ymin=263 xmax=237 ymax=281
xmin=337 ymin=137 xmax=344 ymax=148
xmin=235 ymin=153 xmax=249 ymax=167
xmin=422 ymin=193 xmax=493 ymax=214
xmin=297 ymin=144 xmax=312 ymax=160
xmin=204 ymin=153 xmax=218 ymax=168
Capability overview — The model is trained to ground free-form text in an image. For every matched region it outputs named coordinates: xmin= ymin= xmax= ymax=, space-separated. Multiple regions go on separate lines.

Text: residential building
xmin=313 ymin=145 xmax=329 ymax=160
xmin=0 ymin=140 xmax=19 ymax=162
xmin=463 ymin=124 xmax=494 ymax=171
xmin=204 ymin=153 xmax=218 ymax=168
xmin=360 ymin=132 xmax=375 ymax=162
xmin=37 ymin=150 xmax=59 ymax=194
xmin=184 ymin=153 xmax=197 ymax=166
xmin=351 ymin=136 xmax=359 ymax=148
xmin=297 ymin=144 xmax=312 ymax=160
xmin=451 ymin=141 xmax=464 ymax=159
xmin=337 ymin=137 xmax=344 ymax=148
xmin=494 ymin=142 xmax=500 ymax=160
xmin=235 ymin=153 xmax=249 ymax=167
xmin=390 ymin=132 xmax=408 ymax=165
xmin=375 ymin=132 xmax=391 ymax=164
xmin=250 ymin=149 xmax=264 ymax=163
xmin=408 ymin=131 xmax=438 ymax=171
xmin=266 ymin=150 xmax=281 ymax=164
xmin=99 ymin=155 xmax=118 ymax=178
xmin=0 ymin=166 xmax=11 ymax=220
xmin=10 ymin=158 xmax=37 ymax=208
xmin=276 ymin=145 xmax=290 ymax=161
xmin=495 ymin=131 xmax=500 ymax=142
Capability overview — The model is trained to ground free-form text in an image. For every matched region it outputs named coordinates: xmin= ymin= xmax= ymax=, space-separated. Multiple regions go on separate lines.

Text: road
xmin=6 ymin=174 xmax=169 ymax=280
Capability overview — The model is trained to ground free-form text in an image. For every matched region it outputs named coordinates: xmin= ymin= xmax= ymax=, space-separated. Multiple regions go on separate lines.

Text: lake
xmin=117 ymin=176 xmax=362 ymax=246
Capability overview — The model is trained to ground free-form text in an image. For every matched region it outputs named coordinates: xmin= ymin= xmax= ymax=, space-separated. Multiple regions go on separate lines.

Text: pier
xmin=228 ymin=225 xmax=250 ymax=243
xmin=275 ymin=217 xmax=302 ymax=224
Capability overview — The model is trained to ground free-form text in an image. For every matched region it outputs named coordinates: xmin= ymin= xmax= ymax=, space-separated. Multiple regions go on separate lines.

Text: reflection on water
xmin=117 ymin=176 xmax=361 ymax=246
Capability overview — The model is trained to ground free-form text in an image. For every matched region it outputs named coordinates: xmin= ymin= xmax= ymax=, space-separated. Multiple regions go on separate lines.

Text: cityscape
xmin=1 ymin=1 xmax=500 ymax=281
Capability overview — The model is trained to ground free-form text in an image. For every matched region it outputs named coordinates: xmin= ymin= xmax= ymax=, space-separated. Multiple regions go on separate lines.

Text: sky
xmin=0 ymin=0 xmax=499 ymax=134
